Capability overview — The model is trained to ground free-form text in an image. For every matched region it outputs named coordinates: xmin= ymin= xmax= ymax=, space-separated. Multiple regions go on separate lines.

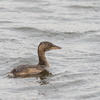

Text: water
xmin=0 ymin=0 xmax=100 ymax=100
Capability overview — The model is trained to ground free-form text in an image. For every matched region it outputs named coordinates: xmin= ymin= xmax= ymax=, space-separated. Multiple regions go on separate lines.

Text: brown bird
xmin=8 ymin=41 xmax=61 ymax=77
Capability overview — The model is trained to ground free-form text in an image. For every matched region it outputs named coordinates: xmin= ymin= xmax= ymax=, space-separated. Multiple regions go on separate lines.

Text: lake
xmin=0 ymin=0 xmax=100 ymax=100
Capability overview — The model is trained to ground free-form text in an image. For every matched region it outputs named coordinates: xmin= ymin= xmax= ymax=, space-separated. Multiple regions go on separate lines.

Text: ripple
xmin=0 ymin=7 xmax=5 ymax=10
xmin=12 ymin=27 xmax=42 ymax=33
xmin=0 ymin=38 xmax=19 ymax=43
xmin=77 ymin=91 xmax=100 ymax=100
xmin=0 ymin=21 xmax=13 ymax=23
xmin=69 ymin=5 xmax=97 ymax=10
xmin=17 ymin=7 xmax=53 ymax=13
xmin=0 ymin=0 xmax=100 ymax=100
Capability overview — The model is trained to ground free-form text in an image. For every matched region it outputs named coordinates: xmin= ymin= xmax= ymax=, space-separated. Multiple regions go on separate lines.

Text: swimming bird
xmin=8 ymin=41 xmax=61 ymax=77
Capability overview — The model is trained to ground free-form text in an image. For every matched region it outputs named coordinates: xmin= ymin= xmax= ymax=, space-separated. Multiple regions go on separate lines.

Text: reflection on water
xmin=8 ymin=69 xmax=52 ymax=81
xmin=0 ymin=0 xmax=100 ymax=100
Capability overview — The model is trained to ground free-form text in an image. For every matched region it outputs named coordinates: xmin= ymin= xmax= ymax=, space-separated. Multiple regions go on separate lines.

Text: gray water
xmin=0 ymin=0 xmax=100 ymax=100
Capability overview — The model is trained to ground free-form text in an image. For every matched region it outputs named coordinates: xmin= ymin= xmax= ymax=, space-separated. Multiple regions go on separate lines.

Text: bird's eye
xmin=48 ymin=44 xmax=52 ymax=47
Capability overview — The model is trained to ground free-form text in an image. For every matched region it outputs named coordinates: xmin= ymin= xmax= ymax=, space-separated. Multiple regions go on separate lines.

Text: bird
xmin=8 ymin=41 xmax=61 ymax=77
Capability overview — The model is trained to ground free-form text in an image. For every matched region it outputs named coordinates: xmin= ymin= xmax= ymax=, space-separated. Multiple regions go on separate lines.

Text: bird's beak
xmin=52 ymin=45 xmax=61 ymax=49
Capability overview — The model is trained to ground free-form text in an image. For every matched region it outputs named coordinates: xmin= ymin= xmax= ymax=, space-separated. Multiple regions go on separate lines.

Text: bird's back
xmin=9 ymin=64 xmax=44 ymax=77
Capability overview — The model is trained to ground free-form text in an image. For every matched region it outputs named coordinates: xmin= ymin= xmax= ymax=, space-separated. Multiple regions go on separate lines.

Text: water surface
xmin=0 ymin=0 xmax=100 ymax=100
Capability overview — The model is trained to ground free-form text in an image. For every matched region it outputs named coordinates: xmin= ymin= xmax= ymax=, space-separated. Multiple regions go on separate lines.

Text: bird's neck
xmin=38 ymin=49 xmax=49 ymax=67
